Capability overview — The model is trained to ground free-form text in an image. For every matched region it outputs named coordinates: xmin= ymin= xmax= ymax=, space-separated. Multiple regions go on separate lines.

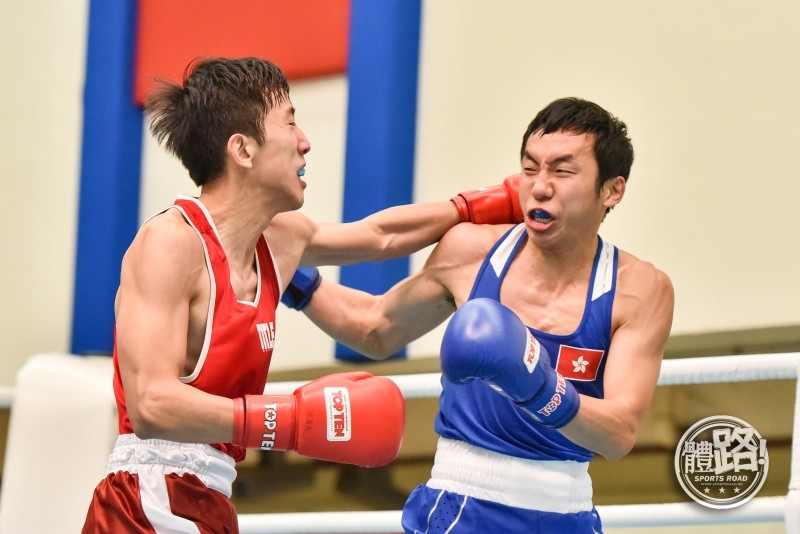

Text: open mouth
xmin=297 ymin=167 xmax=306 ymax=177
xmin=529 ymin=209 xmax=553 ymax=224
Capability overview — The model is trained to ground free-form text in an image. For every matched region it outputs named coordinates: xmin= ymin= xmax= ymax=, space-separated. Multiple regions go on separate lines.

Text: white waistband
xmin=427 ymin=437 xmax=593 ymax=513
xmin=107 ymin=434 xmax=237 ymax=498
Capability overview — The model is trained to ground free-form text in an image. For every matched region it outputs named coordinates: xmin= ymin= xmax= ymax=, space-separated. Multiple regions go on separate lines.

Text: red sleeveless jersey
xmin=112 ymin=197 xmax=281 ymax=462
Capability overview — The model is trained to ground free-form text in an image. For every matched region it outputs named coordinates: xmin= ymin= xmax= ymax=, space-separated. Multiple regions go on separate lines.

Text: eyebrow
xmin=523 ymin=150 xmax=575 ymax=166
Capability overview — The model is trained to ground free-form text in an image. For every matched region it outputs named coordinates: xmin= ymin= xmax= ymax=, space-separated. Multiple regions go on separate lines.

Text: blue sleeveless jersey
xmin=434 ymin=224 xmax=618 ymax=462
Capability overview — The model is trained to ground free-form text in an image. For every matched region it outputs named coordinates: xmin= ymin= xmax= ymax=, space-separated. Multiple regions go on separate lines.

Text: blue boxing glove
xmin=281 ymin=267 xmax=322 ymax=310
xmin=440 ymin=298 xmax=580 ymax=428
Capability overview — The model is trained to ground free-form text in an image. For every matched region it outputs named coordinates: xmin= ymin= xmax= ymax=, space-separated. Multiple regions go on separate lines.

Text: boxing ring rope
xmin=245 ymin=353 xmax=800 ymax=533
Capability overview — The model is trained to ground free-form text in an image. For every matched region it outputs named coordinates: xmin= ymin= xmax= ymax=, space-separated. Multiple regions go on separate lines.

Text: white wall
xmin=0 ymin=1 xmax=87 ymax=384
xmin=2 ymin=0 xmax=799 ymax=381
xmin=411 ymin=0 xmax=800 ymax=343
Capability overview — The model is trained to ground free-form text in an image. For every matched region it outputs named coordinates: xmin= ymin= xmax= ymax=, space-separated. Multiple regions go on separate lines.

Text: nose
xmin=530 ymin=173 xmax=554 ymax=200
xmin=297 ymin=126 xmax=311 ymax=155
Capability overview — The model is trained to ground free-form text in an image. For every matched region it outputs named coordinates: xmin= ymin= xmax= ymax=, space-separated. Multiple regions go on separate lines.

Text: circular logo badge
xmin=674 ymin=415 xmax=768 ymax=509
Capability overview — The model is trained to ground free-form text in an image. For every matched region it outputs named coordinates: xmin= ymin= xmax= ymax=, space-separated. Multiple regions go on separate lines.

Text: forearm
xmin=290 ymin=270 xmax=453 ymax=359
xmin=127 ymin=378 xmax=235 ymax=443
xmin=300 ymin=280 xmax=403 ymax=359
xmin=558 ymin=396 xmax=645 ymax=460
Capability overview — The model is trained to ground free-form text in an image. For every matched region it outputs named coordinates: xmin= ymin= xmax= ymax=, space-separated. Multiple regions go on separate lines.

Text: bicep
xmin=601 ymin=327 xmax=664 ymax=427
xmin=116 ymin=275 xmax=188 ymax=384
xmin=603 ymin=266 xmax=674 ymax=421
xmin=115 ymin=229 xmax=198 ymax=402
xmin=267 ymin=209 xmax=380 ymax=267
xmin=300 ymin=202 xmax=461 ymax=266
xmin=300 ymin=220 xmax=380 ymax=265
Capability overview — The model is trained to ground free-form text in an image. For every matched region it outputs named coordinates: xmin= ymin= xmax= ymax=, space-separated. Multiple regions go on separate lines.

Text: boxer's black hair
xmin=145 ymin=57 xmax=290 ymax=186
xmin=520 ymin=97 xmax=634 ymax=189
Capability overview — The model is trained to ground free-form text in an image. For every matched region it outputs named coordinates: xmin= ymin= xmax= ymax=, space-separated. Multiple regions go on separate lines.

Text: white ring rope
xmin=249 ymin=353 xmax=800 ymax=533
xmin=2 ymin=354 xmax=794 ymax=530
xmin=264 ymin=353 xmax=800 ymax=397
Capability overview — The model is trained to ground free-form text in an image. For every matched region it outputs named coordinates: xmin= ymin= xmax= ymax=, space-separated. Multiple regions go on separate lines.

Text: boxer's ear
xmin=602 ymin=176 xmax=626 ymax=210
xmin=227 ymin=133 xmax=254 ymax=169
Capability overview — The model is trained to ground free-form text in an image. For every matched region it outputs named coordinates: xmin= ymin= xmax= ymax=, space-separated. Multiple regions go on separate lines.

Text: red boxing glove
xmin=451 ymin=174 xmax=524 ymax=224
xmin=233 ymin=371 xmax=404 ymax=467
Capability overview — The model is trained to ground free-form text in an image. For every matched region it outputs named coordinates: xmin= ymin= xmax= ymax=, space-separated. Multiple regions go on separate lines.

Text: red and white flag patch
xmin=555 ymin=345 xmax=605 ymax=381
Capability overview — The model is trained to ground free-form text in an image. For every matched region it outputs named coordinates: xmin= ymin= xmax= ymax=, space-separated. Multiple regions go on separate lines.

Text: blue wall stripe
xmin=72 ymin=1 xmax=421 ymax=360
xmin=71 ymin=0 xmax=142 ymax=355
xmin=336 ymin=0 xmax=422 ymax=361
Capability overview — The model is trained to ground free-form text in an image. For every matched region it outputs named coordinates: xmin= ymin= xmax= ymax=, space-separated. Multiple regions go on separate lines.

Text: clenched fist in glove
xmin=451 ymin=174 xmax=524 ymax=225
xmin=233 ymin=371 xmax=404 ymax=467
xmin=440 ymin=298 xmax=580 ymax=428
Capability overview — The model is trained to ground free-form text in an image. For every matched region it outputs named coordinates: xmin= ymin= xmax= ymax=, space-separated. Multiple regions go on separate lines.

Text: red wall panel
xmin=134 ymin=0 xmax=349 ymax=105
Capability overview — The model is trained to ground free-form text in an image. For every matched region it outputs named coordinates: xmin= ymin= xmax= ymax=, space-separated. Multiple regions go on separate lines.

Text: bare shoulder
xmin=615 ymin=249 xmax=675 ymax=326
xmin=431 ymin=222 xmax=510 ymax=263
xmin=617 ymin=250 xmax=673 ymax=296
xmin=129 ymin=209 xmax=199 ymax=255
xmin=122 ymin=209 xmax=205 ymax=292
xmin=265 ymin=210 xmax=314 ymax=245
xmin=425 ymin=223 xmax=513 ymax=303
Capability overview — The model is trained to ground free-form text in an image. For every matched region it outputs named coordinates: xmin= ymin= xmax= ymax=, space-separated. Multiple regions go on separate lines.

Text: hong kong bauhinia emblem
xmin=674 ymin=415 xmax=768 ymax=509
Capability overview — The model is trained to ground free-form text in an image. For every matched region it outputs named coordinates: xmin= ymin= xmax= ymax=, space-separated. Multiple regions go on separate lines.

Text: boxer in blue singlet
xmin=286 ymin=97 xmax=675 ymax=533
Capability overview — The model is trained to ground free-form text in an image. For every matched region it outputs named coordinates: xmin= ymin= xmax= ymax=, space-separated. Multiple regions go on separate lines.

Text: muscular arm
xmin=291 ymin=173 xmax=523 ymax=266
xmin=303 ymin=201 xmax=463 ymax=265
xmin=559 ymin=257 xmax=675 ymax=460
xmin=297 ymin=224 xmax=497 ymax=359
xmin=115 ymin=212 xmax=234 ymax=443
xmin=265 ymin=175 xmax=522 ymax=290
xmin=266 ymin=201 xmax=461 ymax=278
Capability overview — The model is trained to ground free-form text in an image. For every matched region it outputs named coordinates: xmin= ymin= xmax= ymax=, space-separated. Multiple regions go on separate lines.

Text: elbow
xmin=601 ymin=440 xmax=635 ymax=461
xmin=351 ymin=337 xmax=399 ymax=361
xmin=598 ymin=427 xmax=638 ymax=461
xmin=335 ymin=318 xmax=403 ymax=360
xmin=346 ymin=328 xmax=404 ymax=361
xmin=127 ymin=392 xmax=169 ymax=440
xmin=128 ymin=413 xmax=159 ymax=440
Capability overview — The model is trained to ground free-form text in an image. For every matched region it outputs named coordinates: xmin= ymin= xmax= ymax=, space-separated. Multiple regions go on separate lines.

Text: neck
xmin=197 ymin=182 xmax=278 ymax=268
xmin=519 ymin=233 xmax=598 ymax=285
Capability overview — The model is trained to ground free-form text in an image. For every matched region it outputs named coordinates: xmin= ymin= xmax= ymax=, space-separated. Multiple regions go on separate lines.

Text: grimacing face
xmin=518 ymin=130 xmax=614 ymax=244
